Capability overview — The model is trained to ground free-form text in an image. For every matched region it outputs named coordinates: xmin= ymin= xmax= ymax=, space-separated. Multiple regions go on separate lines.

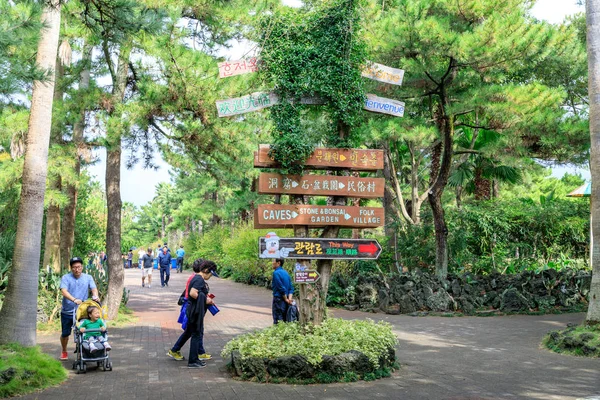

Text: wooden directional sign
xmin=295 ymin=270 xmax=320 ymax=284
xmin=259 ymin=236 xmax=383 ymax=260
xmin=254 ymin=145 xmax=384 ymax=171
xmin=256 ymin=204 xmax=384 ymax=228
xmin=258 ymin=173 xmax=384 ymax=199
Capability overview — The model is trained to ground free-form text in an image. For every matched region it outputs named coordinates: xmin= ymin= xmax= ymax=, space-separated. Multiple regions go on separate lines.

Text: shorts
xmin=142 ymin=268 xmax=152 ymax=277
xmin=61 ymin=312 xmax=74 ymax=337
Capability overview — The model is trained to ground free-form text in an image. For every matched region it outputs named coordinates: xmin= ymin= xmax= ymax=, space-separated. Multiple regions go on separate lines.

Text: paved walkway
xmin=23 ymin=269 xmax=600 ymax=400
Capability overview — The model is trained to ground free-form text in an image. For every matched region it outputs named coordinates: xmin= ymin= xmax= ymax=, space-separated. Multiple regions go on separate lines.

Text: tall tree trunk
xmin=429 ymin=113 xmax=454 ymax=281
xmin=104 ymin=44 xmax=131 ymax=319
xmin=473 ymin=167 xmax=491 ymax=200
xmin=43 ymin=61 xmax=64 ymax=273
xmin=43 ymin=176 xmax=62 ymax=272
xmin=586 ymin=0 xmax=600 ymax=325
xmin=0 ymin=0 xmax=61 ymax=346
xmin=61 ymin=44 xmax=91 ymax=270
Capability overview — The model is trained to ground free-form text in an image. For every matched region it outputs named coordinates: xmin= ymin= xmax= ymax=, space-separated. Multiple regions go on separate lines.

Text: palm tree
xmin=0 ymin=0 xmax=61 ymax=346
xmin=449 ymin=129 xmax=521 ymax=205
xmin=586 ymin=0 xmax=600 ymax=325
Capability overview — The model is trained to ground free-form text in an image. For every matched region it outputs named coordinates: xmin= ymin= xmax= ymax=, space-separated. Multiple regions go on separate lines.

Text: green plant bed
xmin=0 ymin=343 xmax=68 ymax=398
xmin=543 ymin=323 xmax=600 ymax=357
xmin=221 ymin=318 xmax=398 ymax=383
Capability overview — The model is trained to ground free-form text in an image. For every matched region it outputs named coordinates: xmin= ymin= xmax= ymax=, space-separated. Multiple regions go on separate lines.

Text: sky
xmin=85 ymin=0 xmax=588 ymax=207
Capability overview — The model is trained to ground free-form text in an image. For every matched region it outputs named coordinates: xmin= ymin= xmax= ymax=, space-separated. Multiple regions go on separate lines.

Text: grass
xmin=0 ymin=343 xmax=67 ymax=398
xmin=543 ymin=324 xmax=600 ymax=357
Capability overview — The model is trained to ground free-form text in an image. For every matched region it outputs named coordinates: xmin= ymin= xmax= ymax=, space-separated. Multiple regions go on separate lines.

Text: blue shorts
xmin=61 ymin=312 xmax=74 ymax=338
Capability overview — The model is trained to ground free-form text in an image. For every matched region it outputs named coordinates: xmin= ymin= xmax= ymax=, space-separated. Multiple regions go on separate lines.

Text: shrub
xmin=221 ymin=318 xmax=398 ymax=368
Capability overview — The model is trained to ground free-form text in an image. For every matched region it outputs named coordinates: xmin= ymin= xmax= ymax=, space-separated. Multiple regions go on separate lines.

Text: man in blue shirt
xmin=158 ymin=246 xmax=172 ymax=287
xmin=271 ymin=258 xmax=294 ymax=324
xmin=176 ymin=245 xmax=185 ymax=273
xmin=59 ymin=257 xmax=99 ymax=361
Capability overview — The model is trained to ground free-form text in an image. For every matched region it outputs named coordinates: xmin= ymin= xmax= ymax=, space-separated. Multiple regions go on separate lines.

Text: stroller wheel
xmin=107 ymin=361 xmax=112 ymax=371
xmin=75 ymin=364 xmax=82 ymax=374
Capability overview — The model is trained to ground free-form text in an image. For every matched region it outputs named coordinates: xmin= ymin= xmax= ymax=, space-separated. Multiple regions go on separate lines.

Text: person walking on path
xmin=59 ymin=257 xmax=100 ymax=360
xmin=167 ymin=259 xmax=219 ymax=368
xmin=127 ymin=250 xmax=133 ymax=269
xmin=176 ymin=245 xmax=185 ymax=273
xmin=141 ymin=248 xmax=154 ymax=288
xmin=271 ymin=258 xmax=294 ymax=324
xmin=158 ymin=246 xmax=172 ymax=287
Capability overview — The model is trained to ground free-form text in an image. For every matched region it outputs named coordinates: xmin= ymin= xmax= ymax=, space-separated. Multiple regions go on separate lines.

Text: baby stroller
xmin=71 ymin=299 xmax=112 ymax=374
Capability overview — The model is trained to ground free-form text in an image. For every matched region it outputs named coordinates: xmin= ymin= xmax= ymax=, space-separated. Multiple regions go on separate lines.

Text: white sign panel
xmin=362 ymin=61 xmax=404 ymax=86
xmin=364 ymin=94 xmax=405 ymax=117
xmin=216 ymin=92 xmax=280 ymax=117
xmin=218 ymin=58 xmax=259 ymax=78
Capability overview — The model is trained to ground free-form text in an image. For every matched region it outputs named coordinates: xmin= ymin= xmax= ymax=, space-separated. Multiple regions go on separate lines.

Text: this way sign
xmin=259 ymin=237 xmax=383 ymax=260
xmin=295 ymin=270 xmax=320 ymax=284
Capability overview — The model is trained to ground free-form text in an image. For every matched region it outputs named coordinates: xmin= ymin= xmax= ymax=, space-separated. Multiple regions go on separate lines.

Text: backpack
xmin=286 ymin=301 xmax=299 ymax=322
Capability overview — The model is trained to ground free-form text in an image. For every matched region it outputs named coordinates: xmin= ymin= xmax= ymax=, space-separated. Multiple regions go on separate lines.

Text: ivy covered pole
xmin=260 ymin=0 xmax=367 ymax=325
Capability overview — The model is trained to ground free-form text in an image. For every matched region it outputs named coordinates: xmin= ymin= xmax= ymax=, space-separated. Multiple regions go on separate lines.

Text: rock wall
xmin=343 ymin=269 xmax=590 ymax=315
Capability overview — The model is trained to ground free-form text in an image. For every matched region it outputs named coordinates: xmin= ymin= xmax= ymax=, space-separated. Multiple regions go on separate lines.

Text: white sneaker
xmin=104 ymin=342 xmax=112 ymax=351
xmin=88 ymin=342 xmax=98 ymax=352
xmin=148 ymin=284 xmax=151 ymax=288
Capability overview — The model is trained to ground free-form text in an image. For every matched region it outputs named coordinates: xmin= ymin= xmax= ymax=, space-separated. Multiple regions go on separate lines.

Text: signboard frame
xmin=257 ymin=173 xmax=385 ymax=198
xmin=259 ymin=237 xmax=383 ymax=260
xmin=256 ymin=204 xmax=384 ymax=228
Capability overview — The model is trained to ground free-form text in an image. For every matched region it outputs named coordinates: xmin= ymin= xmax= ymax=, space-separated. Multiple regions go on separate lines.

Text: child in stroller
xmin=80 ymin=306 xmax=112 ymax=352
xmin=72 ymin=299 xmax=112 ymax=373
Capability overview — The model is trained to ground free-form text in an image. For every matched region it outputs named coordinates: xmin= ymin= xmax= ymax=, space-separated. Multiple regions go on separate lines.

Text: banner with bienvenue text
xmin=216 ymin=93 xmax=404 ymax=118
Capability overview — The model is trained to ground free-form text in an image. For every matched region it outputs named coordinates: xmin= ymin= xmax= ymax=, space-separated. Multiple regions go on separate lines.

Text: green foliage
xmin=221 ymin=317 xmax=397 ymax=368
xmin=0 ymin=343 xmax=67 ymax=398
xmin=543 ymin=324 xmax=600 ymax=358
xmin=0 ymin=231 xmax=14 ymax=309
xmin=72 ymin=176 xmax=106 ymax=259
xmin=259 ymin=0 xmax=368 ymax=172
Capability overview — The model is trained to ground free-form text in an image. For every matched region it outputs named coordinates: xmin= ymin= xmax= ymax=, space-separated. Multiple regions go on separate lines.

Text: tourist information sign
xmin=254 ymin=144 xmax=384 ymax=171
xmin=295 ymin=270 xmax=320 ymax=284
xmin=256 ymin=204 xmax=384 ymax=228
xmin=259 ymin=237 xmax=383 ymax=260
xmin=258 ymin=173 xmax=385 ymax=198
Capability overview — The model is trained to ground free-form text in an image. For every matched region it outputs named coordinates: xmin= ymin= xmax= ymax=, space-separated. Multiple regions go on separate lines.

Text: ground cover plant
xmin=221 ymin=318 xmax=398 ymax=382
xmin=0 ymin=343 xmax=67 ymax=398
xmin=543 ymin=324 xmax=600 ymax=357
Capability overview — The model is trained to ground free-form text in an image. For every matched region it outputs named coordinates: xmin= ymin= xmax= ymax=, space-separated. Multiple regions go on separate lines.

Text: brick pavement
xmin=21 ymin=268 xmax=600 ymax=400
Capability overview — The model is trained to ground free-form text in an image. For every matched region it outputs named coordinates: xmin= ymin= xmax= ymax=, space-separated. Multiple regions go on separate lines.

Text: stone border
xmin=228 ymin=347 xmax=396 ymax=382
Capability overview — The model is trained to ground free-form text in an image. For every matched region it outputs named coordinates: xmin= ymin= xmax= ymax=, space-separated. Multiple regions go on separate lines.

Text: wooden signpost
xmin=254 ymin=144 xmax=384 ymax=171
xmin=256 ymin=204 xmax=384 ymax=228
xmin=257 ymin=173 xmax=385 ymax=198
xmin=259 ymin=237 xmax=383 ymax=260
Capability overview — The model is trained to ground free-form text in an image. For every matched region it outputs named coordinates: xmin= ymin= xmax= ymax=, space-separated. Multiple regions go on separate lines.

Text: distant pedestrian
xmin=138 ymin=248 xmax=145 ymax=268
xmin=127 ymin=250 xmax=133 ymax=269
xmin=176 ymin=245 xmax=185 ymax=273
xmin=158 ymin=246 xmax=172 ymax=287
xmin=271 ymin=258 xmax=294 ymax=324
xmin=141 ymin=248 xmax=154 ymax=288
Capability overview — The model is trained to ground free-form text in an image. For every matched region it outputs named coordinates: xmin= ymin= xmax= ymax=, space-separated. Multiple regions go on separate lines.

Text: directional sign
xmin=259 ymin=236 xmax=383 ymax=260
xmin=218 ymin=58 xmax=259 ymax=78
xmin=254 ymin=145 xmax=384 ymax=171
xmin=295 ymin=270 xmax=320 ymax=284
xmin=256 ymin=204 xmax=384 ymax=228
xmin=364 ymin=94 xmax=405 ymax=117
xmin=216 ymin=91 xmax=279 ymax=117
xmin=258 ymin=173 xmax=385 ymax=198
xmin=362 ymin=61 xmax=405 ymax=86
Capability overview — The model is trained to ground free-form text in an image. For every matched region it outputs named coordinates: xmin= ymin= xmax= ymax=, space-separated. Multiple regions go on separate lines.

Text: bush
xmin=0 ymin=343 xmax=67 ymax=398
xmin=221 ymin=318 xmax=397 ymax=368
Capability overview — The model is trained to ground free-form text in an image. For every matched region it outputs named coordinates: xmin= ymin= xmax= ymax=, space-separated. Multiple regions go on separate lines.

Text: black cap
xmin=69 ymin=257 xmax=84 ymax=266
xmin=210 ymin=270 xmax=220 ymax=278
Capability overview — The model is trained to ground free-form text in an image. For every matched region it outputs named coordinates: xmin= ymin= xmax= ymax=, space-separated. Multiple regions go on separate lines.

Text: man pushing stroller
xmin=59 ymin=257 xmax=100 ymax=361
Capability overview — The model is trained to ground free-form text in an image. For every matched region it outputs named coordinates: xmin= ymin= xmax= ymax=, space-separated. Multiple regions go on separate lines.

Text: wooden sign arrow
xmin=256 ymin=204 xmax=384 ymax=228
xmin=254 ymin=145 xmax=384 ymax=171
xmin=258 ymin=173 xmax=385 ymax=198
